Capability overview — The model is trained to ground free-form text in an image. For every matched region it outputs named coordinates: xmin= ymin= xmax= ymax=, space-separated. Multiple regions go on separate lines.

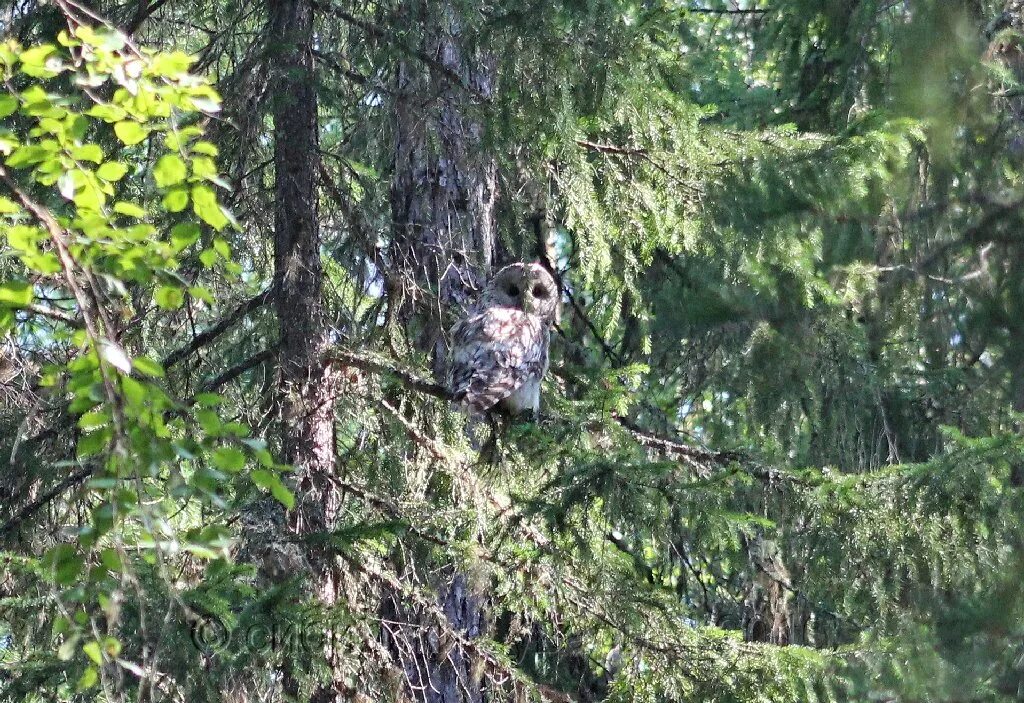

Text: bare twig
xmin=0 ymin=466 xmax=94 ymax=538
xmin=687 ymin=7 xmax=768 ymax=15
xmin=0 ymin=165 xmax=127 ymax=443
xmin=316 ymin=2 xmax=492 ymax=103
xmin=25 ymin=303 xmax=81 ymax=327
xmin=327 ymin=350 xmax=451 ymax=400
xmin=162 ymin=284 xmax=276 ymax=369
xmin=196 ymin=346 xmax=278 ymax=394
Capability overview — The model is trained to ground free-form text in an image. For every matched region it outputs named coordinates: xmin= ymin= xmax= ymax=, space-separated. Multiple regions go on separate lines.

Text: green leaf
xmin=132 ymin=356 xmax=165 ymax=377
xmin=90 ymin=503 xmax=115 ymax=536
xmin=113 ymin=201 xmax=146 ymax=218
xmin=191 ymin=156 xmax=217 ymax=180
xmin=170 ymin=222 xmax=200 ymax=251
xmin=77 ymin=411 xmax=109 ymax=430
xmin=196 ymin=409 xmax=221 ymax=434
xmin=82 ymin=641 xmax=102 ymax=665
xmin=0 ymin=281 xmax=33 ymax=307
xmin=149 ymin=52 xmax=194 ymax=77
xmin=0 ymin=196 xmax=19 ymax=213
xmin=76 ymin=667 xmax=98 ymax=692
xmin=71 ymin=144 xmax=103 ymax=163
xmin=121 ymin=375 xmax=146 ymax=406
xmin=73 ymin=182 xmax=105 ymax=212
xmin=241 ymin=438 xmax=272 ymax=465
xmin=102 ymin=637 xmax=122 ymax=658
xmin=191 ymin=184 xmax=228 ymax=230
xmin=42 ymin=544 xmax=83 ymax=585
xmin=96 ymin=161 xmax=128 ymax=181
xmin=77 ymin=428 xmax=111 ymax=458
xmin=251 ymin=469 xmax=275 ymax=489
xmin=191 ymin=140 xmax=219 ymax=156
xmin=271 ymin=482 xmax=295 ymax=510
xmin=162 ymin=187 xmax=189 ymax=212
xmin=154 ymin=153 xmax=187 ymax=187
xmin=0 ymin=94 xmax=17 ymax=119
xmin=212 ymin=237 xmax=231 ymax=258
xmin=52 ymin=616 xmax=70 ymax=637
xmin=154 ymin=285 xmax=184 ymax=310
xmin=86 ymin=104 xmax=126 ymax=123
xmin=189 ymin=285 xmax=214 ymax=304
xmin=19 ymin=44 xmax=56 ymax=68
xmin=223 ymin=422 xmax=250 ymax=437
xmin=113 ymin=121 xmax=149 ymax=146
xmin=211 ymin=446 xmax=246 ymax=472
xmin=67 ymin=115 xmax=88 ymax=142
xmin=184 ymin=543 xmax=220 ymax=559
xmin=100 ymin=548 xmax=122 ymax=571
xmin=23 ymin=252 xmax=60 ymax=274
xmin=6 ymin=144 xmax=50 ymax=168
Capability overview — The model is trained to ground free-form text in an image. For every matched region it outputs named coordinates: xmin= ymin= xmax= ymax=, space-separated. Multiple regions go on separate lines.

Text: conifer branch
xmin=687 ymin=7 xmax=768 ymax=15
xmin=0 ymin=466 xmax=94 ymax=538
xmin=162 ymin=284 xmax=277 ymax=369
xmin=327 ymin=350 xmax=452 ymax=400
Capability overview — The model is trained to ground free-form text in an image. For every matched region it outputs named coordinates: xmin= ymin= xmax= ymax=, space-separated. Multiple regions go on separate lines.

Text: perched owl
xmin=448 ymin=262 xmax=560 ymax=415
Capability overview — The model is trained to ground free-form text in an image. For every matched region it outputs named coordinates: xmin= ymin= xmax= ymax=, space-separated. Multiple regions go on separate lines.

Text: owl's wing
xmin=448 ymin=307 xmax=546 ymax=413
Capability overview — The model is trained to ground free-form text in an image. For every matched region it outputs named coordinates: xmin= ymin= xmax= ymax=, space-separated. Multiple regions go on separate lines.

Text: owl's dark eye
xmin=532 ymin=284 xmax=549 ymax=298
xmin=506 ymin=284 xmax=520 ymax=297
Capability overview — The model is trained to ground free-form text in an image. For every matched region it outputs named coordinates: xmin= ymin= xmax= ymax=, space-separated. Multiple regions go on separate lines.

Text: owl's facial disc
xmin=486 ymin=263 xmax=557 ymax=321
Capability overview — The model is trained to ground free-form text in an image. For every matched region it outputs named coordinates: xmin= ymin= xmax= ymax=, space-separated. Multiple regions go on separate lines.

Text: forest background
xmin=2 ymin=1 xmax=1024 ymax=701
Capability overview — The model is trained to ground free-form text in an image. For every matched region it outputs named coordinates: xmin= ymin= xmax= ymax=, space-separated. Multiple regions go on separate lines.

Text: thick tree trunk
xmin=270 ymin=0 xmax=337 ymax=566
xmin=388 ymin=0 xmax=498 ymax=380
xmin=385 ymin=3 xmax=497 ymax=701
xmin=268 ymin=0 xmax=341 ymax=698
xmin=380 ymin=572 xmax=488 ymax=703
xmin=741 ymin=535 xmax=793 ymax=646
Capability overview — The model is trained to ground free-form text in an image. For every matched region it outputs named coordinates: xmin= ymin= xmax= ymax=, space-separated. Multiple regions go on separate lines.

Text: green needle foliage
xmin=2 ymin=1 xmax=1024 ymax=702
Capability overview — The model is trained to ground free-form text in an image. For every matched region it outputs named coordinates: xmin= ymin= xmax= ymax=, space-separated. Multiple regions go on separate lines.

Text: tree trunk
xmin=388 ymin=0 xmax=498 ymax=380
xmin=270 ymin=0 xmax=337 ymax=567
xmin=268 ymin=0 xmax=341 ymax=698
xmin=385 ymin=3 xmax=497 ymax=701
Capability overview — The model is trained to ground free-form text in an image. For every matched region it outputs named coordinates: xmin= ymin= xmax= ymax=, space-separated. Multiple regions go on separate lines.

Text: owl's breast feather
xmin=448 ymin=306 xmax=548 ymax=412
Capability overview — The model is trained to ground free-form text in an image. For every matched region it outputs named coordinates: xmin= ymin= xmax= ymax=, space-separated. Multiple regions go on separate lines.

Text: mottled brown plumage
xmin=447 ymin=262 xmax=559 ymax=414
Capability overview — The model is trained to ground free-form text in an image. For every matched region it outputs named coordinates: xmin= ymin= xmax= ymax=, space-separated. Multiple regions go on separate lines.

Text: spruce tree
xmin=3 ymin=1 xmax=1024 ymax=702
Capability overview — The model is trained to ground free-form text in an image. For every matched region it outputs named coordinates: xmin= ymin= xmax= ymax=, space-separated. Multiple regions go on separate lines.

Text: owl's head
xmin=482 ymin=262 xmax=560 ymax=325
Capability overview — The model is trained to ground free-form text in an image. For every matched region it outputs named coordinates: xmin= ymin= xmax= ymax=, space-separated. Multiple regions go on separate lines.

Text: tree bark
xmin=270 ymin=0 xmax=337 ymax=559
xmin=268 ymin=0 xmax=341 ymax=698
xmin=385 ymin=3 xmax=497 ymax=701
xmin=388 ymin=0 xmax=498 ymax=380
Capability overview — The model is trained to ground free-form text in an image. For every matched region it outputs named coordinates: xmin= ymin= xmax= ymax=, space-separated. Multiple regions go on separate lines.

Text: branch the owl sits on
xmin=447 ymin=262 xmax=560 ymax=415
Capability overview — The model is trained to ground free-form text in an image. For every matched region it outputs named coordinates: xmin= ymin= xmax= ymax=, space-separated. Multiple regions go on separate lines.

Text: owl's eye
xmin=532 ymin=284 xmax=549 ymax=298
xmin=506 ymin=284 xmax=520 ymax=297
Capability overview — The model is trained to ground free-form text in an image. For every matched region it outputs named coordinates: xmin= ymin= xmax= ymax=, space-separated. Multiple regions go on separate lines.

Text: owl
xmin=448 ymin=262 xmax=560 ymax=415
